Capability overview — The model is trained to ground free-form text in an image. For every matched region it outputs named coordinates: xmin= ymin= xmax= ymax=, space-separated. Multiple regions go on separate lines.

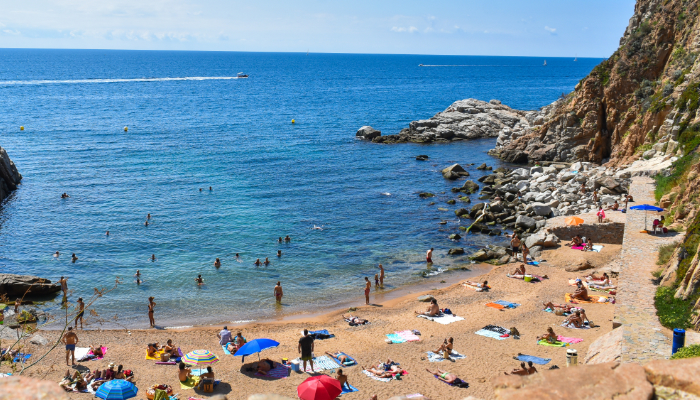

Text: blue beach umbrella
xmin=95 ymin=379 xmax=138 ymax=400
xmin=234 ymin=338 xmax=279 ymax=362
xmin=629 ymin=204 xmax=664 ymax=231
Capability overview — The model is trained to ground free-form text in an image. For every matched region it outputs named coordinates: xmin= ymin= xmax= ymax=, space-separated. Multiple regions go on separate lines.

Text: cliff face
xmin=0 ymin=146 xmax=22 ymax=202
xmin=495 ymin=0 xmax=700 ymax=166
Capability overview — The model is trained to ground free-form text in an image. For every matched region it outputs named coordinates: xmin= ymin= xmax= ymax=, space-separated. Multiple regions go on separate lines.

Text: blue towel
xmin=331 ymin=352 xmax=357 ymax=366
xmin=495 ymin=300 xmax=520 ymax=309
xmin=515 ymin=354 xmax=551 ymax=365
xmin=13 ymin=354 xmax=31 ymax=363
xmin=386 ymin=334 xmax=405 ymax=343
xmin=222 ymin=345 xmax=232 ymax=355
xmin=527 ymin=261 xmax=539 ymax=265
xmin=340 ymin=384 xmax=359 ymax=395
xmin=474 ymin=329 xmax=507 ymax=340
xmin=309 ymin=329 xmax=335 ymax=339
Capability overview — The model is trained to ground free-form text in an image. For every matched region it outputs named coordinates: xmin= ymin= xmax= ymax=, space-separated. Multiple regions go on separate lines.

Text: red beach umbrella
xmin=297 ymin=375 xmax=342 ymax=400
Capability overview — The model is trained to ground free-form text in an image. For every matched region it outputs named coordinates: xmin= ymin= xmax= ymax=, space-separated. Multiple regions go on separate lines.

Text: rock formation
xmin=0 ymin=274 xmax=61 ymax=298
xmin=0 ymin=146 xmax=21 ymax=202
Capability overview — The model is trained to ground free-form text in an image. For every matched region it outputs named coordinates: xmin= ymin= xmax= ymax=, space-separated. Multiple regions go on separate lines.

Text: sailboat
xmin=574 ymin=55 xmax=577 ymax=61
xmin=543 ymin=60 xmax=547 ymax=66
xmin=306 ymin=49 xmax=309 ymax=56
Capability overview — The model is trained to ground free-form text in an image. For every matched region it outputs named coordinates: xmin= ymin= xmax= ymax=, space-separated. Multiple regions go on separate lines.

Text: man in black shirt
xmin=298 ymin=329 xmax=315 ymax=372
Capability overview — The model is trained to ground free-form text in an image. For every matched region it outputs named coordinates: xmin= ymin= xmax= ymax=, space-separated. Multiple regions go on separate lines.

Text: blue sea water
xmin=0 ymin=50 xmax=602 ymax=328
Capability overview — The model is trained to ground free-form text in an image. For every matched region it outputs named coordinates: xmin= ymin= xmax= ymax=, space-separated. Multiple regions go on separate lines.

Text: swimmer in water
xmin=214 ymin=258 xmax=221 ymax=268
xmin=144 ymin=221 xmax=149 ymax=227
xmin=312 ymin=225 xmax=324 ymax=230
xmin=136 ymin=277 xmax=142 ymax=285
xmin=277 ymin=250 xmax=281 ymax=257
xmin=71 ymin=253 xmax=78 ymax=262
xmin=254 ymin=258 xmax=262 ymax=266
xmin=277 ymin=237 xmax=283 ymax=243
xmin=105 ymin=231 xmax=109 ymax=236
xmin=284 ymin=235 xmax=291 ymax=242
xmin=264 ymin=257 xmax=270 ymax=265
xmin=151 ymin=254 xmax=156 ymax=262
xmin=209 ymin=186 xmax=212 ymax=191
xmin=54 ymin=251 xmax=60 ymax=258
xmin=135 ymin=270 xmax=141 ymax=278
xmin=199 ymin=188 xmax=202 ymax=192
xmin=147 ymin=213 xmax=151 ymax=220
xmin=195 ymin=275 xmax=204 ymax=285
xmin=235 ymin=253 xmax=242 ymax=263
xmin=61 ymin=193 xmax=70 ymax=198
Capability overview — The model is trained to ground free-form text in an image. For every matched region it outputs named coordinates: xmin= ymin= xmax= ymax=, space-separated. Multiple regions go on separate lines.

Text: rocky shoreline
xmin=0 ymin=146 xmax=21 ymax=202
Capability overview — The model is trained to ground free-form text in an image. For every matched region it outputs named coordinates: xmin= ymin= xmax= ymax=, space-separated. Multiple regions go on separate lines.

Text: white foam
xmin=163 ymin=325 xmax=194 ymax=329
xmin=0 ymin=76 xmax=241 ymax=86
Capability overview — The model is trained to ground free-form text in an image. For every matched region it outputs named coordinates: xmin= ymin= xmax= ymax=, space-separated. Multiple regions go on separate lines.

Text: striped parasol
xmin=182 ymin=349 xmax=219 ymax=366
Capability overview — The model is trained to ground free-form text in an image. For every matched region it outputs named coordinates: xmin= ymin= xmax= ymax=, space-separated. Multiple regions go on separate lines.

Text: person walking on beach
xmin=597 ymin=207 xmax=606 ymax=223
xmin=274 ymin=282 xmax=283 ymax=303
xmin=364 ymin=277 xmax=371 ymax=305
xmin=426 ymin=248 xmax=433 ymax=264
xmin=75 ymin=297 xmax=85 ymax=329
xmin=377 ymin=264 xmax=385 ymax=287
xmin=510 ymin=235 xmax=521 ymax=260
xmin=62 ymin=327 xmax=78 ymax=366
xmin=298 ymin=329 xmax=315 ymax=373
xmin=148 ymin=297 xmax=156 ymax=327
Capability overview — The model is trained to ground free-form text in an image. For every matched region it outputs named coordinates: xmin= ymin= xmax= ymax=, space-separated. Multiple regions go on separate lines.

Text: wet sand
xmin=5 ymin=244 xmax=620 ymax=400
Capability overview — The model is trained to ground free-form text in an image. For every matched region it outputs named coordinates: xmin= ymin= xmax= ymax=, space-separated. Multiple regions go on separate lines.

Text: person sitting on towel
xmin=505 ymin=362 xmax=530 ymax=376
xmin=336 ymin=368 xmax=350 ymax=390
xmin=164 ymin=339 xmax=178 ymax=357
xmin=415 ymin=298 xmax=440 ymax=317
xmin=583 ymin=238 xmax=594 ymax=251
xmin=512 ymin=264 xmax=526 ymax=276
xmin=434 ymin=337 xmax=454 ymax=355
xmin=326 ymin=351 xmax=353 ymax=365
xmin=147 ymin=343 xmax=159 ymax=358
xmin=427 ymin=368 xmax=469 ymax=387
xmin=537 ymin=327 xmax=558 ymax=343
xmin=178 ymin=362 xmax=193 ymax=383
xmin=572 ymin=281 xmax=591 ymax=301
xmin=90 ymin=345 xmax=104 ymax=358
xmin=564 ymin=311 xmax=585 ymax=328
xmin=343 ymin=314 xmax=369 ymax=325
xmin=199 ymin=366 xmax=215 ymax=384
xmin=567 ymin=235 xmax=583 ymax=247
xmin=114 ymin=365 xmax=133 ymax=382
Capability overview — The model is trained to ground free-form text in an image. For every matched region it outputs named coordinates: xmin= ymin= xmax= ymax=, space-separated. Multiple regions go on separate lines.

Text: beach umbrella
xmin=234 ymin=338 xmax=279 ymax=362
xmin=182 ymin=349 xmax=219 ymax=366
xmin=298 ymin=375 xmax=342 ymax=400
xmin=565 ymin=216 xmax=584 ymax=226
xmin=629 ymin=204 xmax=664 ymax=231
xmin=95 ymin=379 xmax=138 ymax=400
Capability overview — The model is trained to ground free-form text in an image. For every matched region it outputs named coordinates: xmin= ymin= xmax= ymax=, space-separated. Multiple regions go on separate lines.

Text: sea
xmin=0 ymin=49 xmax=602 ymax=328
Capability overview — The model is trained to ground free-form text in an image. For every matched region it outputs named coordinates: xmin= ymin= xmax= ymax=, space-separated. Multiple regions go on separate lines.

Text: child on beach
xmin=374 ymin=274 xmax=379 ymax=288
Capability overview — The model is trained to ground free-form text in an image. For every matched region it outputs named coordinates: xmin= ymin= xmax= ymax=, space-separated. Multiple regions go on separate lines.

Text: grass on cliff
xmin=671 ymin=344 xmax=700 ymax=359
xmin=657 ymin=242 xmax=678 ymax=265
xmin=654 ymin=152 xmax=698 ymax=201
xmin=655 ymin=286 xmax=695 ymax=329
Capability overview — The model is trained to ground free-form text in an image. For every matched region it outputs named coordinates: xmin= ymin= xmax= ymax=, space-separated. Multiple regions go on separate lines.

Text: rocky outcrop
xmin=369 ymin=99 xmax=548 ymax=144
xmin=0 ymin=376 xmax=69 ymax=400
xmin=0 ymin=146 xmax=21 ymax=201
xmin=355 ymin=126 xmax=381 ymax=140
xmin=0 ymin=274 xmax=61 ymax=298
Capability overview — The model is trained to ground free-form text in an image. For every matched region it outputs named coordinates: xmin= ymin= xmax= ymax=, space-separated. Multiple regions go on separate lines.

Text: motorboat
xmin=237 ymin=72 xmax=249 ymax=78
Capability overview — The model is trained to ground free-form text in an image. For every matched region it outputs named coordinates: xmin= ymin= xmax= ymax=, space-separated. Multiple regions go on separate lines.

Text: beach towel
xmin=74 ymin=347 xmax=91 ymax=361
xmin=426 ymin=351 xmax=466 ymax=362
xmin=222 ymin=344 xmax=232 ymax=355
xmin=537 ymin=340 xmax=567 ymax=347
xmin=417 ymin=313 xmax=464 ymax=325
xmin=330 ymin=352 xmax=357 ymax=367
xmin=485 ymin=302 xmax=505 ymax=310
xmin=386 ymin=334 xmax=405 ymax=344
xmin=340 ymin=384 xmax=359 ymax=395
xmin=0 ymin=373 xmax=11 ymax=378
xmin=565 ymin=293 xmax=612 ymax=304
xmin=308 ymin=329 xmax=335 ymax=340
xmin=495 ymin=300 xmax=520 ymax=309
xmin=571 ymin=244 xmax=585 ymax=250
xmin=591 ymin=245 xmax=603 ymax=252
xmin=396 ymin=330 xmax=421 ymax=341
xmin=527 ymin=261 xmax=540 ymax=266
xmin=475 ymin=329 xmax=508 ymax=340
xmin=13 ymin=353 xmax=30 ymax=363
xmin=301 ymin=355 xmax=340 ymax=372
xmin=515 ymin=354 xmax=551 ymax=365
xmin=561 ymin=322 xmax=590 ymax=330
xmin=179 ymin=376 xmax=200 ymax=390
xmin=363 ymin=369 xmax=392 ymax=382
xmin=557 ymin=335 xmax=584 ymax=344
xmin=256 ymin=364 xmax=289 ymax=379
xmin=83 ymin=346 xmax=107 ymax=361
xmin=344 ymin=317 xmax=370 ymax=326
xmin=146 ymin=349 xmax=165 ymax=360
xmin=155 ymin=361 xmax=178 ymax=365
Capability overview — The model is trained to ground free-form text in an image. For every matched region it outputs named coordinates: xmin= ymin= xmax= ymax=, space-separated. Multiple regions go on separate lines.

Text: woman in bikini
xmin=511 ymin=264 xmax=526 ymax=276
xmin=536 ymin=327 xmax=558 ymax=343
xmin=256 ymin=359 xmax=276 ymax=375
xmin=427 ymin=368 xmax=468 ymax=386
xmin=434 ymin=337 xmax=454 ymax=355
xmin=164 ymin=339 xmax=179 ymax=357
xmin=148 ymin=297 xmax=156 ymax=327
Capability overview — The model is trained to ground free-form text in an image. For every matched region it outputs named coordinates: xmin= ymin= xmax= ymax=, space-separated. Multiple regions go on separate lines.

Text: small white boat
xmin=574 ymin=57 xmax=577 ymax=61
xmin=237 ymin=72 xmax=249 ymax=78
xmin=543 ymin=60 xmax=547 ymax=66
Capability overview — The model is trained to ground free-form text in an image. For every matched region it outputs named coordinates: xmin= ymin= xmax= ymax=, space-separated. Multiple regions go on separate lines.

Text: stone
xmin=417 ymin=295 xmax=435 ymax=302
xmin=415 ymin=155 xmax=429 ymax=161
xmin=462 ymin=180 xmax=480 ymax=194
xmin=458 ymin=196 xmax=471 ymax=203
xmin=356 ymin=126 xmax=381 ymax=140
xmin=455 ymin=208 xmax=470 ymax=217
xmin=596 ymin=177 xmax=620 ymax=191
xmin=530 ymin=166 xmax=543 ymax=174
xmin=469 ymin=249 xmax=490 ymax=260
xmin=524 ymin=231 xmax=559 ymax=248
xmin=493 ymin=362 xmax=654 ymax=400
xmin=449 ymin=233 xmax=461 ymax=240
xmin=585 ymin=328 xmax=622 ymax=364
xmin=0 ymin=376 xmax=69 ymax=400
xmin=476 ymin=163 xmax=488 ymax=170
xmin=526 ymin=203 xmax=552 ymax=217
xmin=418 ymin=192 xmax=435 ymax=198
xmin=516 ymin=215 xmax=537 ymax=230
xmin=442 ymin=163 xmax=469 ymax=180
xmin=498 ymin=255 xmax=511 ymax=264
xmin=565 ymin=259 xmax=595 ymax=272
xmin=446 ymin=199 xmax=456 ymax=205
xmin=448 ymin=248 xmax=465 ymax=255
xmin=0 ymin=146 xmax=21 ymax=202
xmin=0 ymin=274 xmax=61 ymax=298
xmin=645 ymin=358 xmax=700 ymax=396
xmin=29 ymin=334 xmax=50 ymax=346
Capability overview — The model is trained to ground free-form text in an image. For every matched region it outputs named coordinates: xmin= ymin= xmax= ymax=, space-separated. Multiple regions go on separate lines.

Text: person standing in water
xmin=59 ymin=276 xmax=68 ymax=297
xmin=277 ymin=250 xmax=282 ymax=257
xmin=364 ymin=277 xmax=371 ymax=305
xmin=148 ymin=297 xmax=156 ymax=327
xmin=235 ymin=253 xmax=241 ymax=262
xmin=75 ymin=297 xmax=85 ymax=329
xmin=105 ymin=231 xmax=109 ymax=236
xmin=284 ymin=235 xmax=291 ymax=242
xmin=274 ymin=282 xmax=283 ymax=303
xmin=71 ymin=253 xmax=78 ymax=263
xmin=377 ymin=264 xmax=385 ymax=287
xmin=147 ymin=213 xmax=151 ymax=220
xmin=426 ymin=248 xmax=433 ymax=264
xmin=195 ymin=275 xmax=204 ymax=285
xmin=151 ymin=254 xmax=156 ymax=262
xmin=214 ymin=258 xmax=221 ymax=268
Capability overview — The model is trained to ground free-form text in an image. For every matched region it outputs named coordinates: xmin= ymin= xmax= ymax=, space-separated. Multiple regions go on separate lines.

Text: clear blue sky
xmin=0 ymin=0 xmax=635 ymax=57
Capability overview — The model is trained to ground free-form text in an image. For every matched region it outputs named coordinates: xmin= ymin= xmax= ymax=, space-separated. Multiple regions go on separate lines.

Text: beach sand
xmin=3 ymin=244 xmax=620 ymax=400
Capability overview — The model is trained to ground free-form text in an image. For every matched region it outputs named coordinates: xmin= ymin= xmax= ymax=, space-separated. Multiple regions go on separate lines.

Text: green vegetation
xmin=592 ymin=61 xmax=612 ymax=87
xmin=657 ymin=242 xmax=678 ymax=265
xmin=671 ymin=344 xmax=700 ymax=359
xmin=654 ymin=152 xmax=699 ymax=201
xmin=654 ymin=286 xmax=695 ymax=329
xmin=636 ymin=143 xmax=653 ymax=154
xmin=677 ymin=82 xmax=700 ymax=113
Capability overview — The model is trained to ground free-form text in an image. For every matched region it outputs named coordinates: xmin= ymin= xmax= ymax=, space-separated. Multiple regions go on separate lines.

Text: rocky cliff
xmin=0 ymin=146 xmax=21 ymax=202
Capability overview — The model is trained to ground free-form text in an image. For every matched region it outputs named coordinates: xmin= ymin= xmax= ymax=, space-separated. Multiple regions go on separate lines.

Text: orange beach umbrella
xmin=565 ymin=216 xmax=584 ymax=226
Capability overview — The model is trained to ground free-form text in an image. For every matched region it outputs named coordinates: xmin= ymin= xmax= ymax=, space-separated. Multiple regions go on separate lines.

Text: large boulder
xmin=645 ymin=357 xmax=700 ymax=396
xmin=596 ymin=177 xmax=621 ymax=191
xmin=515 ymin=215 xmax=537 ymax=230
xmin=355 ymin=126 xmax=381 ymax=140
xmin=524 ymin=231 xmax=559 ymax=248
xmin=565 ymin=259 xmax=595 ymax=272
xmin=0 ymin=274 xmax=61 ymax=298
xmin=448 ymin=248 xmax=465 ymax=255
xmin=441 ymin=164 xmax=469 ymax=180
xmin=0 ymin=376 xmax=69 ymax=400
xmin=461 ymin=180 xmax=480 ymax=194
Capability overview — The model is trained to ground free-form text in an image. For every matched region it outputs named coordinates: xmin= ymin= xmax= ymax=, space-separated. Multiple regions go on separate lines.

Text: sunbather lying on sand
xmin=343 ymin=314 xmax=369 ymax=325
xmin=505 ymin=361 xmax=537 ymax=376
xmin=463 ymin=280 xmax=489 ymax=291
xmin=147 ymin=343 xmax=159 ymax=358
xmin=434 ymin=337 xmax=454 ymax=354
xmin=256 ymin=359 xmax=276 ymax=375
xmin=542 ymin=302 xmax=575 ymax=315
xmin=512 ymin=264 xmax=526 ymax=275
xmin=362 ymin=366 xmax=394 ymax=378
xmin=415 ymin=298 xmax=440 ymax=317
xmin=536 ymin=327 xmax=558 ymax=343
xmin=90 ymin=345 xmax=104 ymax=358
xmin=572 ymin=282 xmax=591 ymax=301
xmin=427 ymin=368 xmax=468 ymax=387
xmin=59 ymin=370 xmax=88 ymax=392
xmin=326 ymin=351 xmax=352 ymax=364
xmin=586 ymin=273 xmax=611 ymax=285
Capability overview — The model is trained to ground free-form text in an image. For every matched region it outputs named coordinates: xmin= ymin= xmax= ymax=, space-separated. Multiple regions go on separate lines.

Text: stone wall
xmin=549 ymin=222 xmax=625 ymax=245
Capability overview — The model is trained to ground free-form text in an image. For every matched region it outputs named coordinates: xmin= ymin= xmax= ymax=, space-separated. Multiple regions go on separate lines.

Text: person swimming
xmin=263 ymin=257 xmax=270 ymax=265
xmin=214 ymin=258 xmax=221 ymax=268
xmin=235 ymin=253 xmax=242 ymax=263
xmin=284 ymin=235 xmax=291 ymax=242
xmin=71 ymin=253 xmax=78 ymax=262
xmin=151 ymin=254 xmax=156 ymax=262
xmin=312 ymin=225 xmax=323 ymax=230
xmin=105 ymin=231 xmax=109 ymax=236
xmin=254 ymin=258 xmax=262 ymax=266
xmin=144 ymin=221 xmax=149 ymax=227
xmin=147 ymin=213 xmax=151 ymax=220
xmin=54 ymin=251 xmax=60 ymax=258
xmin=195 ymin=275 xmax=204 ymax=285
xmin=277 ymin=250 xmax=281 ymax=257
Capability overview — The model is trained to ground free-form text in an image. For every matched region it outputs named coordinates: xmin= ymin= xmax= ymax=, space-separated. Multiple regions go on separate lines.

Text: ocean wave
xmin=0 ymin=76 xmax=242 ymax=86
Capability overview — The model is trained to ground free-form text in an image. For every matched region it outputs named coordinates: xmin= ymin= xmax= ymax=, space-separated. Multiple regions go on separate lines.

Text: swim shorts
xmin=66 ymin=344 xmax=76 ymax=351
xmin=301 ymin=355 xmax=312 ymax=361
xmin=426 ymin=257 xmax=432 ymax=263
xmin=364 ymin=288 xmax=370 ymax=296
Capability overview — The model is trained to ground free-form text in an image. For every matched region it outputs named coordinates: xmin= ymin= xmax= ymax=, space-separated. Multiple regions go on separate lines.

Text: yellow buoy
xmin=124 ymin=126 xmax=128 ymax=132
xmin=291 ymin=119 xmax=295 ymax=124
xmin=19 ymin=126 xmax=24 ymax=131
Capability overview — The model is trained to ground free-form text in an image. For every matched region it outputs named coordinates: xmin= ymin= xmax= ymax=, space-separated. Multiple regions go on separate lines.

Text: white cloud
xmin=2 ymin=29 xmax=20 ymax=35
xmin=544 ymin=26 xmax=556 ymax=33
xmin=0 ymin=22 xmax=5 ymax=28
xmin=391 ymin=26 xmax=418 ymax=33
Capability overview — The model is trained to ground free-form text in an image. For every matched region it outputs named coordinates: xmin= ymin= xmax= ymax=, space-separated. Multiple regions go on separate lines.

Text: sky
xmin=0 ymin=0 xmax=636 ymax=57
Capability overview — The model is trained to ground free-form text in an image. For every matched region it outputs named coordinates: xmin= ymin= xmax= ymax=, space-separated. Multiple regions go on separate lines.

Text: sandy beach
xmin=2 ymin=242 xmax=621 ymax=400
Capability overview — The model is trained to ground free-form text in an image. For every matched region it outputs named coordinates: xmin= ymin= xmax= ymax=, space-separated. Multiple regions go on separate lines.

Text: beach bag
xmin=442 ymin=308 xmax=452 ymax=315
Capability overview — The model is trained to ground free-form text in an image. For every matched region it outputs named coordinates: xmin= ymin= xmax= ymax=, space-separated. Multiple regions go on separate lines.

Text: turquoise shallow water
xmin=0 ymin=50 xmax=601 ymax=327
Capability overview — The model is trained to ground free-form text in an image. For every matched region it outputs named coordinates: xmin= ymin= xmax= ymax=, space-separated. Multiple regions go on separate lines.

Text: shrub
xmin=655 ymin=152 xmax=699 ymax=201
xmin=657 ymin=242 xmax=678 ymax=265
xmin=654 ymin=286 xmax=694 ymax=329
xmin=671 ymin=344 xmax=700 ymax=359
